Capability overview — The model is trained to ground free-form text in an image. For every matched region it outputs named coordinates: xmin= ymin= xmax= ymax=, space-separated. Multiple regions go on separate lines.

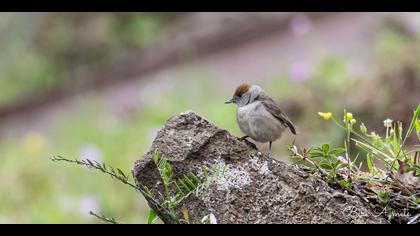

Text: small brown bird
xmin=225 ymin=83 xmax=296 ymax=154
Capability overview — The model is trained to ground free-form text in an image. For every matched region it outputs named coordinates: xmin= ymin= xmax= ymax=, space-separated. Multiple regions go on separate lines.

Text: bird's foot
xmin=238 ymin=136 xmax=258 ymax=150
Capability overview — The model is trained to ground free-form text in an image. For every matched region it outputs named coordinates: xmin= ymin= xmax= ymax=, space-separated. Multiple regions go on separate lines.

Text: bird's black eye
xmin=237 ymin=93 xmax=242 ymax=98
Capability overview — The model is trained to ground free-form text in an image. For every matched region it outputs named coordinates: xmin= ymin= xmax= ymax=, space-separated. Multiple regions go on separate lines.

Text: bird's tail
xmin=283 ymin=118 xmax=297 ymax=135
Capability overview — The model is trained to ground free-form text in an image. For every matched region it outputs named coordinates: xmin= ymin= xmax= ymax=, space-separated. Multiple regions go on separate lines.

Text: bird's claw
xmin=239 ymin=135 xmax=249 ymax=142
xmin=238 ymin=136 xmax=258 ymax=150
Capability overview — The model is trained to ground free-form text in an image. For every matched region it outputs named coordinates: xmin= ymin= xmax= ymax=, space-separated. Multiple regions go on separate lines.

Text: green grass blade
xmin=354 ymin=140 xmax=392 ymax=168
xmin=366 ymin=154 xmax=374 ymax=175
xmin=147 ymin=209 xmax=159 ymax=224
xmin=393 ymin=123 xmax=399 ymax=156
xmin=352 ymin=138 xmax=393 ymax=161
xmin=407 ymin=103 xmax=420 ymax=139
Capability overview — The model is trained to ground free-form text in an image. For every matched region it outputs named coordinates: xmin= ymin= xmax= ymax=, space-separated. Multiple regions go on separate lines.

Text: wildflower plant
xmin=51 ymin=152 xmax=224 ymax=224
xmin=149 ymin=152 xmax=225 ymax=224
xmin=290 ymin=103 xmax=420 ymax=224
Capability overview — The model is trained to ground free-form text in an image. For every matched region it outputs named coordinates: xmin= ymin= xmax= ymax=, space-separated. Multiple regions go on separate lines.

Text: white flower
xmin=201 ymin=213 xmax=218 ymax=224
xmin=383 ymin=118 xmax=393 ymax=128
xmin=209 ymin=213 xmax=217 ymax=224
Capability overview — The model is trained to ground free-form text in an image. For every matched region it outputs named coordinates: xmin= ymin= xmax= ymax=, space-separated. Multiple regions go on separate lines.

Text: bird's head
xmin=225 ymin=83 xmax=263 ymax=107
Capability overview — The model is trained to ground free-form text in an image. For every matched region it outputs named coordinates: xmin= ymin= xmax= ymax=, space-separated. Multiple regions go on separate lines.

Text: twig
xmin=50 ymin=156 xmax=175 ymax=222
xmin=89 ymin=211 xmax=119 ymax=224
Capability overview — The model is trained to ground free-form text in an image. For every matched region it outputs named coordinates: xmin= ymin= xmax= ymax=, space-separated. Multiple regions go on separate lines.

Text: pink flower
xmin=79 ymin=195 xmax=100 ymax=215
xmin=289 ymin=14 xmax=312 ymax=36
xmin=337 ymin=155 xmax=349 ymax=163
xmin=404 ymin=16 xmax=420 ymax=36
xmin=289 ymin=62 xmax=311 ymax=83
xmin=337 ymin=156 xmax=350 ymax=177
xmin=79 ymin=144 xmax=103 ymax=163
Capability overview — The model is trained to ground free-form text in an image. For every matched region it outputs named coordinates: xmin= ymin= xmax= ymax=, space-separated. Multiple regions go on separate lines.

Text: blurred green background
xmin=0 ymin=12 xmax=420 ymax=223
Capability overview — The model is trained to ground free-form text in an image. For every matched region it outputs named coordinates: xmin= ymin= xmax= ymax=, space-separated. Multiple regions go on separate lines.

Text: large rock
xmin=133 ymin=111 xmax=387 ymax=224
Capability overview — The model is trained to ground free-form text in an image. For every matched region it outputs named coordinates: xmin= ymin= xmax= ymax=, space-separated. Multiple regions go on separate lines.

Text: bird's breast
xmin=236 ymin=102 xmax=259 ymax=136
xmin=237 ymin=101 xmax=285 ymax=142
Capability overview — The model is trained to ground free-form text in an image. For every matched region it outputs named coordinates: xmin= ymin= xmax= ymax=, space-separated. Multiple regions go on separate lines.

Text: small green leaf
xmin=183 ymin=175 xmax=196 ymax=189
xmin=327 ymin=170 xmax=336 ymax=183
xmin=377 ymin=191 xmax=390 ymax=205
xmin=337 ymin=163 xmax=349 ymax=170
xmin=190 ymin=172 xmax=202 ymax=185
xmin=174 ymin=182 xmax=184 ymax=195
xmin=147 ymin=209 xmax=159 ymax=224
xmin=152 ymin=152 xmax=160 ymax=164
xmin=308 ymin=152 xmax=324 ymax=159
xmin=117 ymin=168 xmax=127 ymax=179
xmin=339 ymin=179 xmax=347 ymax=188
xmin=222 ymin=164 xmax=228 ymax=175
xmin=86 ymin=159 xmax=94 ymax=167
xmin=322 ymin=144 xmax=330 ymax=154
xmin=178 ymin=179 xmax=191 ymax=192
xmin=329 ymin=148 xmax=346 ymax=155
xmin=320 ymin=162 xmax=333 ymax=170
xmin=411 ymin=195 xmax=420 ymax=205
xmin=203 ymin=167 xmax=208 ymax=179
xmin=406 ymin=167 xmax=416 ymax=172
xmin=333 ymin=158 xmax=341 ymax=167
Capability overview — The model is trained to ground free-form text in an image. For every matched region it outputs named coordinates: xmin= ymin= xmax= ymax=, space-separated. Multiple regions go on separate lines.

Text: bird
xmin=225 ymin=83 xmax=296 ymax=154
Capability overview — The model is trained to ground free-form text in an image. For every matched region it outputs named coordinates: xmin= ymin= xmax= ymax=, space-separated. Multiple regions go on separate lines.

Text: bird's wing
xmin=259 ymin=94 xmax=297 ymax=135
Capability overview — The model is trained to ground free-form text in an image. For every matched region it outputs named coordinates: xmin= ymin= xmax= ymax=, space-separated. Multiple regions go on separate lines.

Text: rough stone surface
xmin=133 ymin=111 xmax=387 ymax=224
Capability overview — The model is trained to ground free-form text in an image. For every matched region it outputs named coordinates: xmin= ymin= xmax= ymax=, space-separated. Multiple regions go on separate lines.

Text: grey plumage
xmin=226 ymin=84 xmax=296 ymax=153
xmin=258 ymin=93 xmax=296 ymax=135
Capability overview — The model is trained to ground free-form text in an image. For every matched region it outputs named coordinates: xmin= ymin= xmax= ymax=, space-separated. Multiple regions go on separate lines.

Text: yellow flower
xmin=318 ymin=112 xmax=332 ymax=120
xmin=346 ymin=112 xmax=353 ymax=121
xmin=23 ymin=132 xmax=46 ymax=156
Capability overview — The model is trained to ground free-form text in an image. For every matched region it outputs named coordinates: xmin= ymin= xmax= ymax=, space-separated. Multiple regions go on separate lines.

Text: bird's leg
xmin=239 ymin=135 xmax=249 ymax=141
xmin=268 ymin=141 xmax=272 ymax=156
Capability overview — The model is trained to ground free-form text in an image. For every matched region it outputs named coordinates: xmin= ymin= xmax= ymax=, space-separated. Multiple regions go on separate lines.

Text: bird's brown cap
xmin=233 ymin=83 xmax=251 ymax=97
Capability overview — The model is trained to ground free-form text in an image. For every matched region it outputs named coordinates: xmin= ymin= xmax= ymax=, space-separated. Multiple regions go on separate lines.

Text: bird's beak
xmin=225 ymin=99 xmax=234 ymax=104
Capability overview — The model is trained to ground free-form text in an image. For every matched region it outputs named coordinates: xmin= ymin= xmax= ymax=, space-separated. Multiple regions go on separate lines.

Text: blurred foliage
xmin=0 ymin=13 xmax=176 ymax=108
